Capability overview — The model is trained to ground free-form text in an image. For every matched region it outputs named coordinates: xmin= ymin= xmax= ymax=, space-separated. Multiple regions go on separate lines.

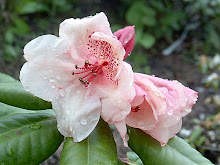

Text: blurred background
xmin=0 ymin=0 xmax=219 ymax=164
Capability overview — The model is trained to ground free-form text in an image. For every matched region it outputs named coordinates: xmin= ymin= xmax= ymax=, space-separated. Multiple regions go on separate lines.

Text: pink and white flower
xmin=126 ymin=73 xmax=198 ymax=145
xmin=20 ymin=12 xmax=135 ymax=143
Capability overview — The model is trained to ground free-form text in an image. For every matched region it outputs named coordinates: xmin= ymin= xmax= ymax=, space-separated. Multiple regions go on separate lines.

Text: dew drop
xmin=80 ymin=118 xmax=87 ymax=125
xmin=59 ymin=90 xmax=65 ymax=97
xmin=43 ymin=76 xmax=47 ymax=80
xmin=56 ymin=75 xmax=61 ymax=80
xmin=66 ymin=110 xmax=70 ymax=115
xmin=25 ymin=85 xmax=30 ymax=91
xmin=6 ymin=148 xmax=14 ymax=157
xmin=30 ymin=124 xmax=41 ymax=129
xmin=49 ymin=79 xmax=55 ymax=83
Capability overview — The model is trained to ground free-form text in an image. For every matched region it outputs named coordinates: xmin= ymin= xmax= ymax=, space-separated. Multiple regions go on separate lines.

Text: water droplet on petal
xmin=66 ymin=110 xmax=70 ymax=115
xmin=50 ymin=79 xmax=55 ymax=83
xmin=80 ymin=118 xmax=87 ymax=125
xmin=30 ymin=124 xmax=41 ymax=129
xmin=59 ymin=90 xmax=65 ymax=97
xmin=25 ymin=85 xmax=30 ymax=91
xmin=56 ymin=75 xmax=61 ymax=80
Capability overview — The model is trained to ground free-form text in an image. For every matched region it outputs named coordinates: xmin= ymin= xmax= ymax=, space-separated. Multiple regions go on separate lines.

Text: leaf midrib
xmin=0 ymin=116 xmax=56 ymax=137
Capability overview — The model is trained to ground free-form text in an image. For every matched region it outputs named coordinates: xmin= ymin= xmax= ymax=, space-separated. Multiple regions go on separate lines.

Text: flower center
xmin=72 ymin=60 xmax=108 ymax=87
xmin=131 ymin=106 xmax=140 ymax=112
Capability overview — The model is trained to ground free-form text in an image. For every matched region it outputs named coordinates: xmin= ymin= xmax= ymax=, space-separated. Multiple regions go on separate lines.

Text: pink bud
xmin=114 ymin=26 xmax=135 ymax=60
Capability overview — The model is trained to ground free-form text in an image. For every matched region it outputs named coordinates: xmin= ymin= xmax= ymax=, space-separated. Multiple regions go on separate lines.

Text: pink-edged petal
xmin=99 ymin=62 xmax=135 ymax=123
xmin=134 ymin=73 xmax=166 ymax=116
xmin=144 ymin=119 xmax=182 ymax=146
xmin=52 ymin=84 xmax=101 ymax=142
xmin=59 ymin=12 xmax=113 ymax=63
xmin=145 ymin=75 xmax=198 ymax=117
xmin=90 ymin=32 xmax=125 ymax=81
xmin=126 ymin=100 xmax=157 ymax=130
xmin=114 ymin=26 xmax=135 ymax=59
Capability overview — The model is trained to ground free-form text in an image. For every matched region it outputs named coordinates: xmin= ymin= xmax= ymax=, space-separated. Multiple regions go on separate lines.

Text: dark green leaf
xmin=0 ymin=102 xmax=55 ymax=119
xmin=0 ymin=82 xmax=52 ymax=110
xmin=60 ymin=119 xmax=117 ymax=165
xmin=128 ymin=127 xmax=213 ymax=165
xmin=0 ymin=109 xmax=63 ymax=164
xmin=126 ymin=151 xmax=143 ymax=165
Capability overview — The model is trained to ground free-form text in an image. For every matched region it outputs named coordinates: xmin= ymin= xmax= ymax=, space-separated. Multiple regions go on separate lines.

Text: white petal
xmin=99 ymin=62 xmax=135 ymax=123
xmin=52 ymin=84 xmax=101 ymax=142
xmin=20 ymin=62 xmax=75 ymax=101
xmin=24 ymin=35 xmax=72 ymax=66
xmin=59 ymin=12 xmax=112 ymax=63
xmin=20 ymin=35 xmax=77 ymax=101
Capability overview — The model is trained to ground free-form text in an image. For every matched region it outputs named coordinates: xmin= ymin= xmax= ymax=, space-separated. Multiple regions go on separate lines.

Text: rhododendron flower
xmin=20 ymin=12 xmax=135 ymax=143
xmin=126 ymin=73 xmax=198 ymax=145
xmin=114 ymin=26 xmax=135 ymax=59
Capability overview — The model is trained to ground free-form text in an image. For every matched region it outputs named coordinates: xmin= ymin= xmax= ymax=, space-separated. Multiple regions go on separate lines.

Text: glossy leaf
xmin=126 ymin=151 xmax=143 ymax=165
xmin=0 ymin=82 xmax=51 ymax=110
xmin=60 ymin=119 xmax=117 ymax=165
xmin=0 ymin=102 xmax=55 ymax=118
xmin=128 ymin=127 xmax=213 ymax=165
xmin=0 ymin=106 xmax=63 ymax=164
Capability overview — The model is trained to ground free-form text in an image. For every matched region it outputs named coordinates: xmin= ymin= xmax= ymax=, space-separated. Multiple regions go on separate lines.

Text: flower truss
xmin=20 ymin=12 xmax=198 ymax=146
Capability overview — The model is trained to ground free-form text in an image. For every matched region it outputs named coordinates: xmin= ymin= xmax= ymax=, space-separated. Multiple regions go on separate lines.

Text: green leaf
xmin=60 ymin=119 xmax=117 ymax=165
xmin=0 ymin=102 xmax=55 ymax=118
xmin=128 ymin=127 xmax=213 ymax=165
xmin=16 ymin=1 xmax=49 ymax=14
xmin=139 ymin=33 xmax=155 ymax=49
xmin=0 ymin=108 xmax=63 ymax=164
xmin=0 ymin=82 xmax=52 ymax=110
xmin=13 ymin=17 xmax=30 ymax=35
xmin=126 ymin=151 xmax=144 ymax=165
xmin=0 ymin=73 xmax=18 ymax=83
xmin=126 ymin=1 xmax=156 ymax=28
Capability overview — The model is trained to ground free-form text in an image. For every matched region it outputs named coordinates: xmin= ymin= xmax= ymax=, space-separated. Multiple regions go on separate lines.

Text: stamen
xmin=72 ymin=60 xmax=108 ymax=87
xmin=131 ymin=106 xmax=140 ymax=112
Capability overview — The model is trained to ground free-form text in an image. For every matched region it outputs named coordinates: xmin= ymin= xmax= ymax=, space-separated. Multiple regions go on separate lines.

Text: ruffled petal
xmin=126 ymin=99 xmax=157 ymax=130
xmin=52 ymin=84 xmax=101 ymax=142
xmin=20 ymin=35 xmax=76 ymax=102
xmin=134 ymin=73 xmax=166 ymax=115
xmin=23 ymin=35 xmax=72 ymax=65
xmin=89 ymin=32 xmax=125 ymax=81
xmin=59 ymin=12 xmax=112 ymax=63
xmin=145 ymin=119 xmax=182 ymax=146
xmin=99 ymin=62 xmax=135 ymax=123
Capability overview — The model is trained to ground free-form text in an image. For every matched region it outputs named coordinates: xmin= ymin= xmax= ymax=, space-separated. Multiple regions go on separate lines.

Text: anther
xmin=131 ymin=106 xmax=140 ymax=112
